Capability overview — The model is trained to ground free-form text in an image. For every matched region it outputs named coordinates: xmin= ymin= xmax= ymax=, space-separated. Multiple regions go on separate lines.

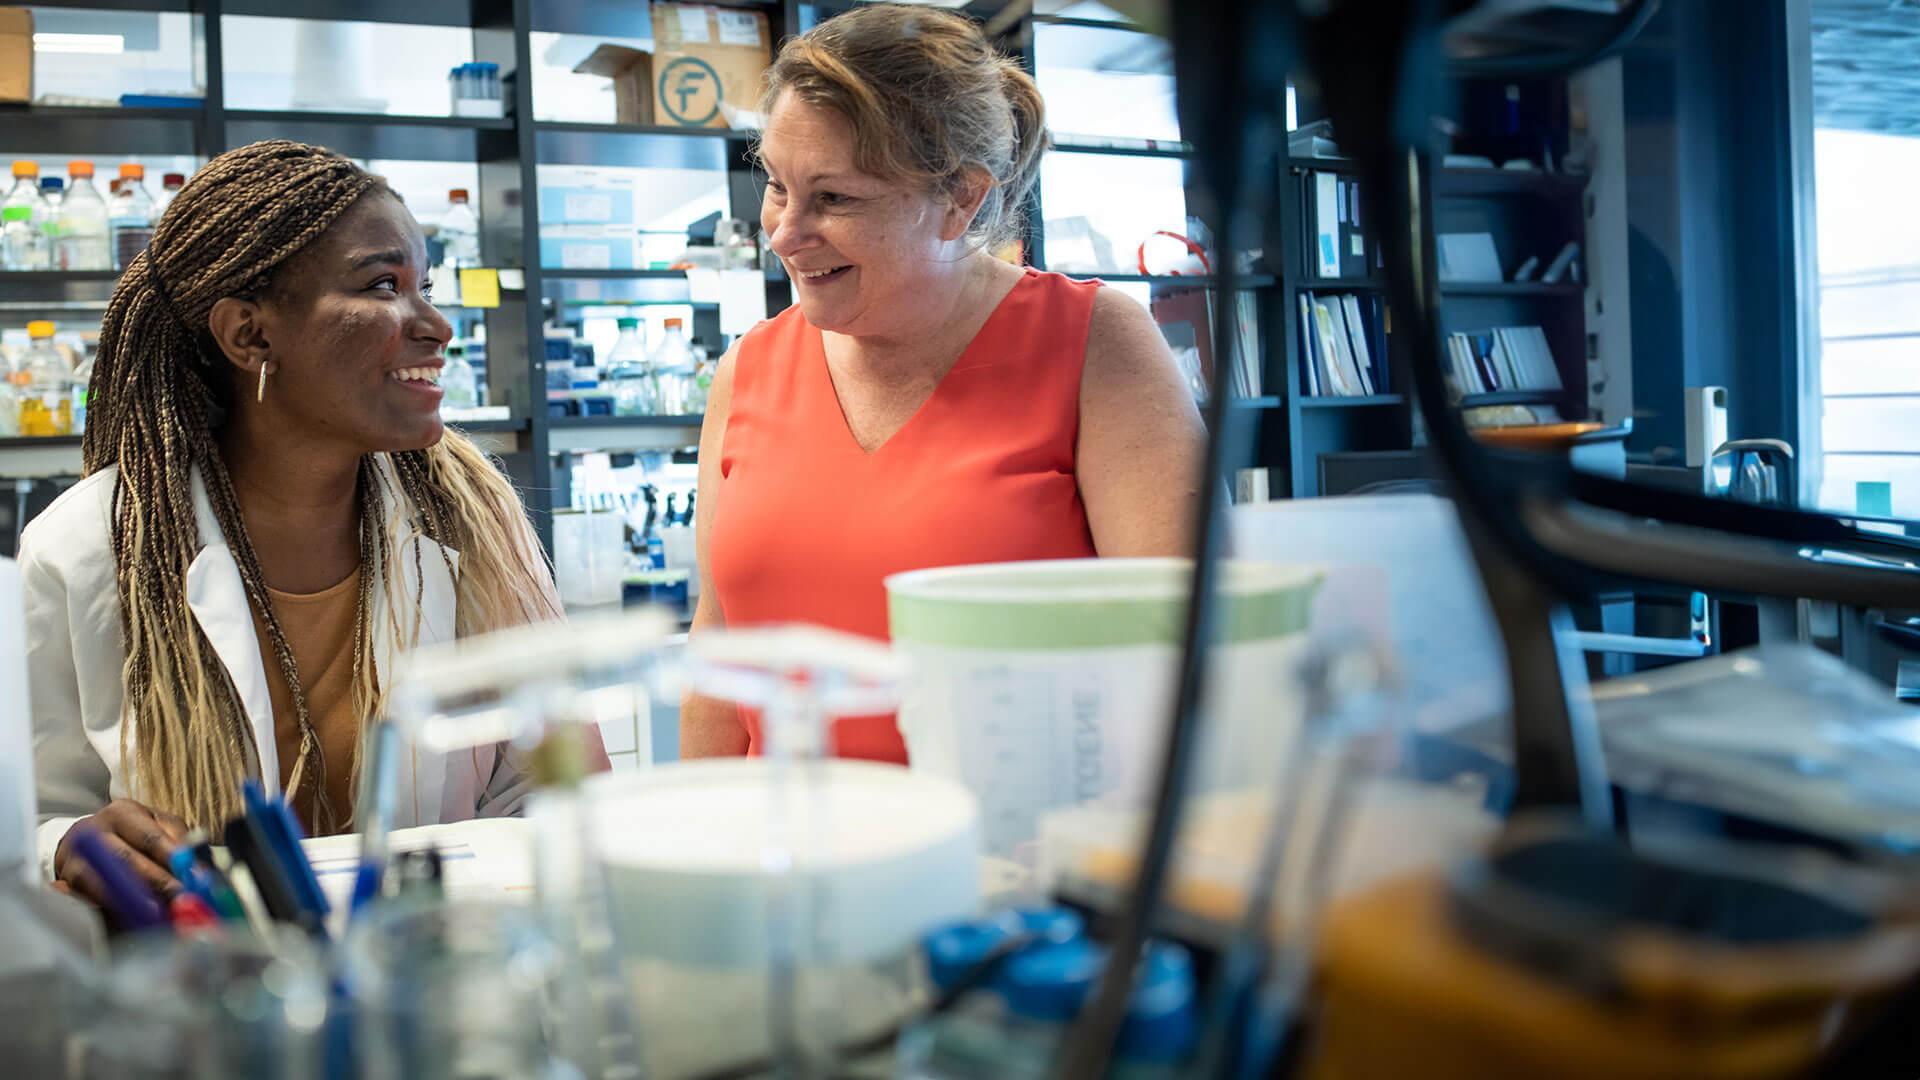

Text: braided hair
xmin=85 ymin=140 xmax=561 ymax=831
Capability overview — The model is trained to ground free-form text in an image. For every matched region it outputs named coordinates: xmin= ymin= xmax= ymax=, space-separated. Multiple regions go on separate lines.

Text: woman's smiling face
xmin=758 ymin=92 xmax=974 ymax=337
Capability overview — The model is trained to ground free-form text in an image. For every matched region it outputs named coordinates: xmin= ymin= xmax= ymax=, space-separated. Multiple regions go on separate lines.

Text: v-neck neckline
xmin=817 ymin=268 xmax=1032 ymax=458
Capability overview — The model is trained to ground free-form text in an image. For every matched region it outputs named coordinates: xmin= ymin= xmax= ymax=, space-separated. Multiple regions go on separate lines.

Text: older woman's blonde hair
xmin=759 ymin=3 xmax=1050 ymax=247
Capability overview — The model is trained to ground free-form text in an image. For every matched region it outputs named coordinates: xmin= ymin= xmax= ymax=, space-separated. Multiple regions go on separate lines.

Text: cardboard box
xmin=0 ymin=8 xmax=32 ymax=105
xmin=574 ymin=43 xmax=653 ymax=126
xmin=650 ymin=3 xmax=771 ymax=130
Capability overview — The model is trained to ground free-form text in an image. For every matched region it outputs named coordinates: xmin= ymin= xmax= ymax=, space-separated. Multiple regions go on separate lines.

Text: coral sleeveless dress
xmin=710 ymin=268 xmax=1102 ymax=762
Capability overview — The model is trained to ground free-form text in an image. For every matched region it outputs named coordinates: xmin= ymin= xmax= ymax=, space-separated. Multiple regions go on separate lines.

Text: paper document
xmin=303 ymin=817 xmax=536 ymax=913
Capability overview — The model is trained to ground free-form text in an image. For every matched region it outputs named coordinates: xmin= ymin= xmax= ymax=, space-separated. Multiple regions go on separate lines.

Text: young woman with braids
xmin=21 ymin=140 xmax=607 ymax=908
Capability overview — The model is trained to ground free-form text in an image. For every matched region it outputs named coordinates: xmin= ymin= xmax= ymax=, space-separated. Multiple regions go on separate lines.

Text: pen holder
xmin=70 ymin=931 xmax=329 ymax=1080
xmin=341 ymin=899 xmax=565 ymax=1080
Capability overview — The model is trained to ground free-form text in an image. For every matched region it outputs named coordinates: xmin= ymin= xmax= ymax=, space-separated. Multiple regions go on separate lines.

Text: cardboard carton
xmin=649 ymin=3 xmax=770 ymax=130
xmin=574 ymin=43 xmax=652 ymax=126
xmin=0 ymin=8 xmax=32 ymax=105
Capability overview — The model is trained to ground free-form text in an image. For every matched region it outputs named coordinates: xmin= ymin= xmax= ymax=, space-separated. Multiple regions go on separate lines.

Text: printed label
xmin=717 ymin=10 xmax=762 ymax=46
xmin=675 ymin=6 xmax=711 ymax=43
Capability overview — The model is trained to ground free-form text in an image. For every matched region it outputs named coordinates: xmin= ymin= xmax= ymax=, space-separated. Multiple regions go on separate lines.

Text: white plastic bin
xmin=886 ymin=558 xmax=1321 ymax=862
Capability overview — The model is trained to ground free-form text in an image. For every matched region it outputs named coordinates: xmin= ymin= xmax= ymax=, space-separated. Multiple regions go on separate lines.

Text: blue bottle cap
xmin=921 ymin=917 xmax=1015 ymax=992
xmin=41 ymin=177 xmax=63 ymax=191
xmin=1116 ymin=941 xmax=1199 ymax=1063
xmin=1002 ymin=939 xmax=1104 ymax=1023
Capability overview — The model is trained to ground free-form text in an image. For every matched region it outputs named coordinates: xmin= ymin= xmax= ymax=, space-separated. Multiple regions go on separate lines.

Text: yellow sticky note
xmin=458 ymin=268 xmax=501 ymax=309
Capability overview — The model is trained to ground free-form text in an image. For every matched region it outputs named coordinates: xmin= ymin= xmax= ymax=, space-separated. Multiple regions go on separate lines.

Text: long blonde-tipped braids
xmin=84 ymin=140 xmax=562 ymax=833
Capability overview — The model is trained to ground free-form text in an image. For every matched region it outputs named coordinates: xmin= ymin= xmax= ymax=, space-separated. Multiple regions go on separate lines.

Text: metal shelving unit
xmin=0 ymin=0 xmax=813 ymax=549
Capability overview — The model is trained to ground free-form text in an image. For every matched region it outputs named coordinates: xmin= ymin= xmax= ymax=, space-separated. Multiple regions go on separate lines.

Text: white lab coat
xmin=20 ymin=454 xmax=604 ymax=880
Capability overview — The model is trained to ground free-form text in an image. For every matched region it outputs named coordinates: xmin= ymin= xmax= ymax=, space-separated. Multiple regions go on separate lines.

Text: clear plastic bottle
xmin=439 ymin=343 xmax=479 ymax=412
xmin=606 ymin=317 xmax=657 ymax=417
xmin=109 ymin=164 xmax=156 ymax=270
xmin=69 ymin=350 xmax=93 ymax=435
xmin=687 ymin=344 xmax=714 ymax=414
xmin=440 ymin=188 xmax=480 ymax=270
xmin=18 ymin=321 xmax=74 ymax=436
xmin=2 ymin=162 xmax=50 ymax=271
xmin=650 ymin=317 xmax=697 ymax=416
xmin=38 ymin=176 xmax=63 ymax=216
xmin=55 ymin=161 xmax=112 ymax=271
xmin=0 ymin=345 xmax=18 ymax=435
xmin=155 ymin=172 xmax=186 ymax=219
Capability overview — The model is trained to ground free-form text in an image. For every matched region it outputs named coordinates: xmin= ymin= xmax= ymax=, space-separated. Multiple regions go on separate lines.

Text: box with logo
xmin=0 ymin=8 xmax=32 ymax=104
xmin=649 ymin=3 xmax=771 ymax=130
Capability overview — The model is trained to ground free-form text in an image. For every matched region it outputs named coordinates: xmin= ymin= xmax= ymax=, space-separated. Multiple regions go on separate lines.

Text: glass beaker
xmin=342 ymin=899 xmax=567 ymax=1080
xmin=72 ymin=932 xmax=329 ymax=1080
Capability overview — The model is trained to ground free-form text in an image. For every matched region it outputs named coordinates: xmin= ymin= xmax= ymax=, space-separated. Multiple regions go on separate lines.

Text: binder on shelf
xmin=1341 ymin=294 xmax=1374 ymax=395
xmin=1339 ymin=177 xmax=1369 ymax=280
xmin=1311 ymin=171 xmax=1342 ymax=279
xmin=1298 ymin=293 xmax=1323 ymax=397
xmin=1234 ymin=291 xmax=1263 ymax=398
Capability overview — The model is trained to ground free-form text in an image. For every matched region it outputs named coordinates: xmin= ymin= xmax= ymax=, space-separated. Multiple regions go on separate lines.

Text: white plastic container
xmin=586 ymin=758 xmax=981 ymax=1077
xmin=885 ymin=558 xmax=1321 ymax=862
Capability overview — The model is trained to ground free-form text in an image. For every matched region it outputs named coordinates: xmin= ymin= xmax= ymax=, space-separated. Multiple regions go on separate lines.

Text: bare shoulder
xmin=1084 ymin=285 xmax=1171 ymax=379
xmin=704 ymin=339 xmax=742 ymax=433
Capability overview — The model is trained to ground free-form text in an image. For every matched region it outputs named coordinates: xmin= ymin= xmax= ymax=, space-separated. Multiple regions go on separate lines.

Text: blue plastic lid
xmin=1116 ymin=942 xmax=1199 ymax=1063
xmin=921 ymin=918 xmax=1016 ymax=992
xmin=1003 ymin=905 xmax=1085 ymax=945
xmin=1002 ymin=939 xmax=1104 ymax=1023
xmin=41 ymin=177 xmax=63 ymax=191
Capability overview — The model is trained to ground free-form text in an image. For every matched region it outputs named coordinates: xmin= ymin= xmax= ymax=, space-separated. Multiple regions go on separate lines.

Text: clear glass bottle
xmin=2 ymin=161 xmax=50 ymax=271
xmin=18 ymin=321 xmax=74 ymax=436
xmin=55 ymin=160 xmax=112 ymax=271
xmin=440 ymin=188 xmax=480 ymax=270
xmin=440 ymin=343 xmax=479 ymax=412
xmin=606 ymin=317 xmax=658 ymax=417
xmin=109 ymin=163 xmax=156 ymax=270
xmin=38 ymin=176 xmax=63 ymax=217
xmin=650 ymin=317 xmax=697 ymax=416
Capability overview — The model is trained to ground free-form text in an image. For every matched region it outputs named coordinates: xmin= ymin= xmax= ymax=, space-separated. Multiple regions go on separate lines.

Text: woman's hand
xmin=53 ymin=799 xmax=188 ymax=908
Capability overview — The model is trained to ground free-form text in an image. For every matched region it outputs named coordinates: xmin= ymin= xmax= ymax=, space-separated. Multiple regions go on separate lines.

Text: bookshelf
xmin=1279 ymin=97 xmax=1591 ymax=497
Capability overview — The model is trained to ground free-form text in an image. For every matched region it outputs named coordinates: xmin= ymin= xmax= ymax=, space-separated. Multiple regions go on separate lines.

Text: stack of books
xmin=1299 ymin=291 xmax=1389 ymax=398
xmin=1443 ymin=326 xmax=1562 ymax=396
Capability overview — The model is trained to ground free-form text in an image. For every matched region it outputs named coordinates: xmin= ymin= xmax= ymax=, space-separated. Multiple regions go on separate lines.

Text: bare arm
xmin=679 ymin=342 xmax=751 ymax=758
xmin=1076 ymin=287 xmax=1207 ymax=557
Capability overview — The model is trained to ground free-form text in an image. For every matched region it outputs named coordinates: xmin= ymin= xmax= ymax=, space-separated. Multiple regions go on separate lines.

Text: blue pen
xmin=71 ymin=830 xmax=168 ymax=932
xmin=242 ymin=780 xmax=332 ymax=923
xmin=350 ymin=720 xmax=402 ymax=917
xmin=167 ymin=847 xmax=219 ymax=907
